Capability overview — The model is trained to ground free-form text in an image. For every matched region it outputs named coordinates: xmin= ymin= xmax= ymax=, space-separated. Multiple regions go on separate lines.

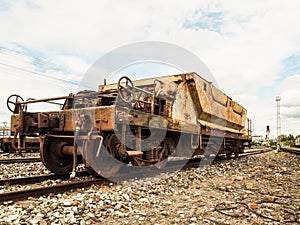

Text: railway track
xmin=280 ymin=147 xmax=300 ymax=155
xmin=0 ymin=148 xmax=273 ymax=203
xmin=0 ymin=157 xmax=41 ymax=164
xmin=0 ymin=171 xmax=90 ymax=186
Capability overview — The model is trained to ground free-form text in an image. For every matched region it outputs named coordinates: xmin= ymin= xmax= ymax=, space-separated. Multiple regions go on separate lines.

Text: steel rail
xmin=0 ymin=157 xmax=41 ymax=164
xmin=280 ymin=147 xmax=300 ymax=155
xmin=0 ymin=171 xmax=90 ymax=186
xmin=0 ymin=148 xmax=272 ymax=203
xmin=0 ymin=177 xmax=109 ymax=203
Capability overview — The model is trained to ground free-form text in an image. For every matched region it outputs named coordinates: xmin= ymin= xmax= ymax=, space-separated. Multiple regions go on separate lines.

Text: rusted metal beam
xmin=17 ymin=96 xmax=72 ymax=105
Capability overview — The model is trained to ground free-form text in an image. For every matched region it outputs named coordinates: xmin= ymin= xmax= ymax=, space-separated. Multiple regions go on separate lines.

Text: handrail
xmin=16 ymin=95 xmax=73 ymax=105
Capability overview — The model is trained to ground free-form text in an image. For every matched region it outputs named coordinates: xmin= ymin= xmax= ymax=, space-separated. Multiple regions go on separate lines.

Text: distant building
xmin=252 ymin=135 xmax=263 ymax=142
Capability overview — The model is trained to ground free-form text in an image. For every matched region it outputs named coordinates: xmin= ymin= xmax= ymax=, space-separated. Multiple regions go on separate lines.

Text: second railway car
xmin=0 ymin=135 xmax=39 ymax=153
xmin=7 ymin=72 xmax=252 ymax=177
xmin=295 ymin=136 xmax=300 ymax=148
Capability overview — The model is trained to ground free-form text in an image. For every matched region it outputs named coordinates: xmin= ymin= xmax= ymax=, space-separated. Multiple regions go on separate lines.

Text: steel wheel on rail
xmin=40 ymin=136 xmax=73 ymax=175
xmin=84 ymin=137 xmax=123 ymax=178
xmin=0 ymin=142 xmax=9 ymax=153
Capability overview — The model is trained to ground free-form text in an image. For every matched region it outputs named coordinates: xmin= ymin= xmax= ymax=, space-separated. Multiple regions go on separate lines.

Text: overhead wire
xmin=0 ymin=61 xmax=79 ymax=85
xmin=0 ymin=47 xmax=89 ymax=77
xmin=0 ymin=47 xmax=82 ymax=88
xmin=0 ymin=50 xmax=61 ymax=72
xmin=0 ymin=47 xmax=50 ymax=67
xmin=0 ymin=47 xmax=95 ymax=90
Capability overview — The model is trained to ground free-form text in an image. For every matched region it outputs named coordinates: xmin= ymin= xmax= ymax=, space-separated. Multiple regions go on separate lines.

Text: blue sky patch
xmin=0 ymin=44 xmax=80 ymax=88
xmin=23 ymin=0 xmax=40 ymax=9
xmin=279 ymin=53 xmax=300 ymax=81
xmin=11 ymin=44 xmax=67 ymax=73
xmin=183 ymin=9 xmax=224 ymax=33
xmin=0 ymin=1 xmax=10 ymax=11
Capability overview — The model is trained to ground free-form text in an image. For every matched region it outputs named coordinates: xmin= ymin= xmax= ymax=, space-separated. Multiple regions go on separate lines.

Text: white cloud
xmin=48 ymin=54 xmax=90 ymax=76
xmin=0 ymin=0 xmax=300 ymax=136
xmin=278 ymin=74 xmax=300 ymax=134
xmin=0 ymin=48 xmax=81 ymax=123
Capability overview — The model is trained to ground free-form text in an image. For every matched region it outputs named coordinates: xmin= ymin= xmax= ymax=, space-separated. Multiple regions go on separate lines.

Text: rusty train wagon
xmin=0 ymin=136 xmax=40 ymax=153
xmin=8 ymin=73 xmax=251 ymax=177
xmin=296 ymin=136 xmax=300 ymax=147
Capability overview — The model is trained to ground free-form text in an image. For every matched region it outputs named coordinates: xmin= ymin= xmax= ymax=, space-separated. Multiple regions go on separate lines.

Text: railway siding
xmin=0 ymin=150 xmax=299 ymax=224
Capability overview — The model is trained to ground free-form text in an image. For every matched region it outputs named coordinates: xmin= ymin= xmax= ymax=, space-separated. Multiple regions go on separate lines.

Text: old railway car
xmin=295 ymin=136 xmax=300 ymax=147
xmin=7 ymin=73 xmax=252 ymax=177
xmin=0 ymin=135 xmax=39 ymax=153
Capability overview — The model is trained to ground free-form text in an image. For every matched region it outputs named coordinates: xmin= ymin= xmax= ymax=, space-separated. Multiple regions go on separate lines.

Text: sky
xmin=0 ymin=0 xmax=299 ymax=138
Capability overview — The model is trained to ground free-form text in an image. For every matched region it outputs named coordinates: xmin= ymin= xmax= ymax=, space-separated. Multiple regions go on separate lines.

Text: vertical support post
xmin=151 ymin=96 xmax=155 ymax=114
xmin=136 ymin=126 xmax=141 ymax=151
xmin=17 ymin=132 xmax=21 ymax=153
xmin=121 ymin=124 xmax=127 ymax=152
xmin=275 ymin=96 xmax=281 ymax=143
xmin=199 ymin=127 xmax=202 ymax=149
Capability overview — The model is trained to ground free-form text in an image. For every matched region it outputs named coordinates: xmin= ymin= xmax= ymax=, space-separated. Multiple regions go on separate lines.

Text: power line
xmin=0 ymin=47 xmax=79 ymax=84
xmin=0 ymin=61 xmax=80 ymax=87
xmin=0 ymin=50 xmax=53 ymax=69
xmin=0 ymin=47 xmax=49 ymax=67
xmin=0 ymin=47 xmax=88 ymax=77
xmin=0 ymin=47 xmax=94 ymax=90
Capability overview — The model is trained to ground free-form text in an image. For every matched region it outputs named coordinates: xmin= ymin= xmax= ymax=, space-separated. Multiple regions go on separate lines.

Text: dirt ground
xmin=0 ymin=150 xmax=299 ymax=224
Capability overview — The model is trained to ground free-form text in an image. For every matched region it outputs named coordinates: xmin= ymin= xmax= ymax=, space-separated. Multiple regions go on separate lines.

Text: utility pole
xmin=275 ymin=96 xmax=281 ymax=145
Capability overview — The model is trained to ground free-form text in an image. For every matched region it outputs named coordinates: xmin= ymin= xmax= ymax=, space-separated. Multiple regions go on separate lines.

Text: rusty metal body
xmin=296 ymin=136 xmax=300 ymax=147
xmin=8 ymin=73 xmax=252 ymax=176
xmin=0 ymin=136 xmax=40 ymax=153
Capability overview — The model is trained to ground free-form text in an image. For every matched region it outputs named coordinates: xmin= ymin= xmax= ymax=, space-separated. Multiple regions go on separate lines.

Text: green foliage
xmin=251 ymin=140 xmax=262 ymax=146
xmin=269 ymin=139 xmax=277 ymax=147
xmin=277 ymin=134 xmax=295 ymax=147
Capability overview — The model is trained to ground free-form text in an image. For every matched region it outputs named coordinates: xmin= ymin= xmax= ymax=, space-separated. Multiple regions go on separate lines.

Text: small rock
xmin=190 ymin=217 xmax=197 ymax=221
xmin=264 ymin=195 xmax=275 ymax=202
xmin=114 ymin=203 xmax=122 ymax=210
xmin=219 ymin=186 xmax=226 ymax=191
xmin=115 ymin=211 xmax=124 ymax=218
xmin=53 ymin=212 xmax=61 ymax=218
xmin=39 ymin=220 xmax=47 ymax=225
xmin=139 ymin=198 xmax=149 ymax=203
xmin=235 ymin=176 xmax=243 ymax=181
xmin=226 ymin=186 xmax=233 ymax=191
xmin=160 ymin=210 xmax=169 ymax=216
xmin=87 ymin=212 xmax=95 ymax=218
xmin=22 ymin=202 xmax=30 ymax=209
xmin=122 ymin=193 xmax=130 ymax=201
xmin=64 ymin=201 xmax=71 ymax=206
xmin=165 ymin=200 xmax=172 ymax=205
xmin=71 ymin=200 xmax=78 ymax=206
xmin=249 ymin=203 xmax=258 ymax=210
xmin=245 ymin=183 xmax=254 ymax=189
xmin=29 ymin=218 xmax=40 ymax=224
xmin=36 ymin=213 xmax=44 ymax=218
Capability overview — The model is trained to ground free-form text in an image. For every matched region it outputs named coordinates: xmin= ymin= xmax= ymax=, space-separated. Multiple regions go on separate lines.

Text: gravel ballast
xmin=0 ymin=151 xmax=299 ymax=224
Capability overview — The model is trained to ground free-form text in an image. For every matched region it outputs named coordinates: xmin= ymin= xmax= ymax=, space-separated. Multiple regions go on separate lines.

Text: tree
xmin=278 ymin=134 xmax=295 ymax=147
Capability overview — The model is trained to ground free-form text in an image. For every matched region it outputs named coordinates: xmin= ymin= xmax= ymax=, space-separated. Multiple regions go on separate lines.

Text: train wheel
xmin=234 ymin=151 xmax=239 ymax=158
xmin=1 ymin=143 xmax=10 ymax=153
xmin=40 ymin=137 xmax=73 ymax=175
xmin=84 ymin=138 xmax=122 ymax=178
